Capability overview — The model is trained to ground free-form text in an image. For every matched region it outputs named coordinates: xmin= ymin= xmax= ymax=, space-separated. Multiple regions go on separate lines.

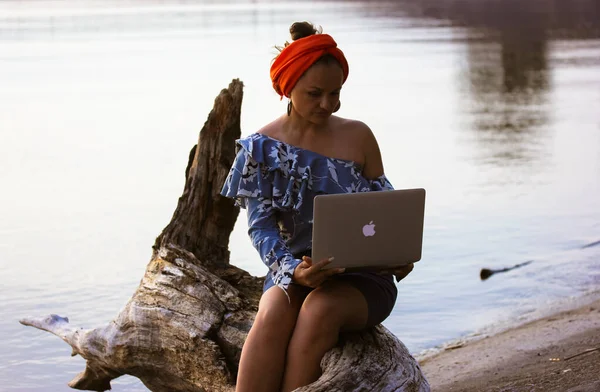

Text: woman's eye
xmin=331 ymin=91 xmax=340 ymax=96
xmin=308 ymin=91 xmax=321 ymax=97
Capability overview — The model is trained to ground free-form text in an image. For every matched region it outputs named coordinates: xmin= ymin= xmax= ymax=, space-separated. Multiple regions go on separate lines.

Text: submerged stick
xmin=480 ymin=260 xmax=533 ymax=281
xmin=582 ymin=240 xmax=600 ymax=249
xmin=564 ymin=347 xmax=600 ymax=361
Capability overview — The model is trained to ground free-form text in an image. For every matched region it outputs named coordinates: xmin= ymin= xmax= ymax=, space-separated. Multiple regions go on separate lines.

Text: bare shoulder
xmin=333 ymin=116 xmax=368 ymax=130
xmin=333 ymin=116 xmax=383 ymax=178
xmin=256 ymin=117 xmax=283 ymax=138
xmin=333 ymin=117 xmax=380 ymax=154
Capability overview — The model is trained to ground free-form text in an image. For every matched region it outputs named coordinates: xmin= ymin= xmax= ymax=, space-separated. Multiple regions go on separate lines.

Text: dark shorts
xmin=284 ymin=251 xmax=398 ymax=328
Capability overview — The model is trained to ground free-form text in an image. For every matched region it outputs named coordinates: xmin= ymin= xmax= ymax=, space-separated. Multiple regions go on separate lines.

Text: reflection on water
xmin=348 ymin=0 xmax=598 ymax=168
xmin=369 ymin=0 xmax=597 ymax=169
xmin=462 ymin=4 xmax=551 ymax=166
xmin=386 ymin=0 xmax=600 ymax=38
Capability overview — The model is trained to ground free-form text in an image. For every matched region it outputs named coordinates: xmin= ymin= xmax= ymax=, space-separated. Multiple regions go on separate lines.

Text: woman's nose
xmin=319 ymin=97 xmax=334 ymax=110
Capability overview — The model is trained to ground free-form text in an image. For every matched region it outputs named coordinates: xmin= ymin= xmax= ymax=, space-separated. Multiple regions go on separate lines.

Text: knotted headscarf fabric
xmin=270 ymin=34 xmax=349 ymax=99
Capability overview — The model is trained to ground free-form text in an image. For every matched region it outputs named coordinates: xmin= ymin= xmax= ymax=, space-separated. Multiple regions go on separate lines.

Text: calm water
xmin=1 ymin=0 xmax=599 ymax=390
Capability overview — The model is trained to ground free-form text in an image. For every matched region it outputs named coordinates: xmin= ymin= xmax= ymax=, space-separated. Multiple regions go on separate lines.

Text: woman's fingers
xmin=393 ymin=263 xmax=414 ymax=282
xmin=296 ymin=256 xmax=345 ymax=287
xmin=300 ymin=256 xmax=338 ymax=270
xmin=296 ymin=260 xmax=311 ymax=271
xmin=376 ymin=263 xmax=415 ymax=281
xmin=311 ymin=258 xmax=344 ymax=274
xmin=323 ymin=267 xmax=345 ymax=277
xmin=309 ymin=269 xmax=344 ymax=287
xmin=300 ymin=257 xmax=414 ymax=286
xmin=311 ymin=257 xmax=333 ymax=271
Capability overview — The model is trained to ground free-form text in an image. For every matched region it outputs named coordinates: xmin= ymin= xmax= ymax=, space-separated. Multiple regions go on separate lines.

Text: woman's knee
xmin=253 ymin=286 xmax=306 ymax=338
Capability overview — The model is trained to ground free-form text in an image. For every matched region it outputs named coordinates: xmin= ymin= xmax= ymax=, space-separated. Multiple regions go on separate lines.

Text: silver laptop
xmin=312 ymin=188 xmax=426 ymax=270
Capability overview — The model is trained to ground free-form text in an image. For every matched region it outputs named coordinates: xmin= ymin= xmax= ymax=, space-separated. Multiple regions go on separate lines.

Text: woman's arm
xmin=246 ymin=197 xmax=302 ymax=292
xmin=359 ymin=123 xmax=385 ymax=180
xmin=246 ymin=198 xmax=344 ymax=291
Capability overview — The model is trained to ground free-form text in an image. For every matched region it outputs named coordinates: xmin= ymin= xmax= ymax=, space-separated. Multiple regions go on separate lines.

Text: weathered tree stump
xmin=20 ymin=79 xmax=430 ymax=392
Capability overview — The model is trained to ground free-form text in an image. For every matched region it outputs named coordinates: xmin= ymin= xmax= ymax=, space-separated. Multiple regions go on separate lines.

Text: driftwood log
xmin=20 ymin=80 xmax=430 ymax=392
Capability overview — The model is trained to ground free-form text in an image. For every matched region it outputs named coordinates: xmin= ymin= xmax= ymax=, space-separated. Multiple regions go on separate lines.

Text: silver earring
xmin=287 ymin=100 xmax=292 ymax=116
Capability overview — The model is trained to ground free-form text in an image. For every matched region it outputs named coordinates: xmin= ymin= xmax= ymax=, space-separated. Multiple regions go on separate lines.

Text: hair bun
xmin=289 ymin=21 xmax=319 ymax=41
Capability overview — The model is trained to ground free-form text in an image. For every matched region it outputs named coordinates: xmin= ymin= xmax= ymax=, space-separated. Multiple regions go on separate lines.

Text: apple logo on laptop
xmin=362 ymin=221 xmax=376 ymax=237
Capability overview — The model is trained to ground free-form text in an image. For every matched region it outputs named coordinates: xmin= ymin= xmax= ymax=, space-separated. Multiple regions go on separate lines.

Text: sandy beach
xmin=419 ymin=297 xmax=600 ymax=391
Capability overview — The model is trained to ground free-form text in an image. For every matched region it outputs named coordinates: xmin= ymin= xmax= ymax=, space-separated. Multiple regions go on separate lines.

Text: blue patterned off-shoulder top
xmin=220 ymin=133 xmax=394 ymax=294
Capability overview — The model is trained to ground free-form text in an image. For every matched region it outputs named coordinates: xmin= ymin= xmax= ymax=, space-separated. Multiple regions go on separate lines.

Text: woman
xmin=221 ymin=22 xmax=414 ymax=392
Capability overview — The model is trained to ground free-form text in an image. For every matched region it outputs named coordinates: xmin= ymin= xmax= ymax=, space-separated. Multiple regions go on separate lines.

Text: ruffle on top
xmin=221 ymin=133 xmax=393 ymax=211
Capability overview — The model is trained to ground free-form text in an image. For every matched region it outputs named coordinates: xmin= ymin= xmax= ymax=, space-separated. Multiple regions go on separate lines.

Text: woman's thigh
xmin=298 ymin=280 xmax=369 ymax=332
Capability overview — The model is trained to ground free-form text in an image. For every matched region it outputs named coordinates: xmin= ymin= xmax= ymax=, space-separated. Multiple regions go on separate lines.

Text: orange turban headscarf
xmin=270 ymin=34 xmax=349 ymax=99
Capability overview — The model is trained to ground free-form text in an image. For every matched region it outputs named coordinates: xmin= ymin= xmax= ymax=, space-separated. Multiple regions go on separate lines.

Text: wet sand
xmin=419 ymin=298 xmax=600 ymax=391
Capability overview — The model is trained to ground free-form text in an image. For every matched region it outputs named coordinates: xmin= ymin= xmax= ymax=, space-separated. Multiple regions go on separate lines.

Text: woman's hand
xmin=293 ymin=256 xmax=345 ymax=288
xmin=379 ymin=263 xmax=414 ymax=283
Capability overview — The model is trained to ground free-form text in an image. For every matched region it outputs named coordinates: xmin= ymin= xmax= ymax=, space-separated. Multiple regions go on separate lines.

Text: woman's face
xmin=289 ymin=62 xmax=344 ymax=125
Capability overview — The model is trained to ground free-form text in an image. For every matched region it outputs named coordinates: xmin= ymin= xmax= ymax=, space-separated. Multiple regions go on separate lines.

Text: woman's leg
xmin=235 ymin=284 xmax=308 ymax=392
xmin=280 ymin=280 xmax=369 ymax=392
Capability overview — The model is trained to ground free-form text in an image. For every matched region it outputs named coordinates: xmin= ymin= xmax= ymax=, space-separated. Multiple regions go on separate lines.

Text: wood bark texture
xmin=20 ymin=79 xmax=430 ymax=392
